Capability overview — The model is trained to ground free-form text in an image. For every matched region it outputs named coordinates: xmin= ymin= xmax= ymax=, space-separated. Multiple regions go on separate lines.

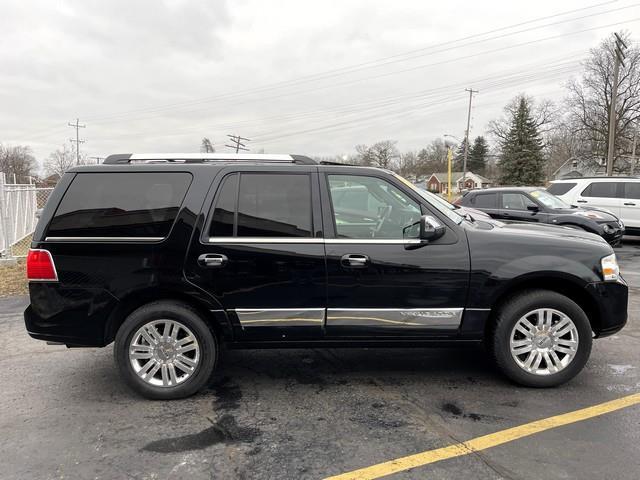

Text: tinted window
xmin=48 ymin=172 xmax=191 ymax=237
xmin=209 ymin=174 xmax=238 ymax=237
xmin=473 ymin=193 xmax=497 ymax=208
xmin=582 ymin=182 xmax=619 ymax=198
xmin=547 ymin=182 xmax=576 ymax=195
xmin=623 ymin=182 xmax=640 ymax=199
xmin=328 ymin=175 xmax=421 ymax=239
xmin=236 ymin=174 xmax=312 ymax=237
xmin=501 ymin=193 xmax=536 ymax=210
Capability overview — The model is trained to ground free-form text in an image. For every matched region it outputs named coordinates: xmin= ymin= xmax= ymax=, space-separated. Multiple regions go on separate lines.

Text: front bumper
xmin=598 ymin=220 xmax=625 ymax=245
xmin=585 ymin=279 xmax=628 ymax=337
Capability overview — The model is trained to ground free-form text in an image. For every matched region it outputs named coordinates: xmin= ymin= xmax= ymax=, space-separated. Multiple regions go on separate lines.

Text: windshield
xmin=530 ymin=189 xmax=571 ymax=209
xmin=391 ymin=173 xmax=465 ymax=224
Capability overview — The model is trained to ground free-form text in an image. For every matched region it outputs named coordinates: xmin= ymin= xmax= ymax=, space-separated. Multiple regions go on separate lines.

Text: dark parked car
xmin=25 ymin=154 xmax=627 ymax=399
xmin=457 ymin=187 xmax=625 ymax=245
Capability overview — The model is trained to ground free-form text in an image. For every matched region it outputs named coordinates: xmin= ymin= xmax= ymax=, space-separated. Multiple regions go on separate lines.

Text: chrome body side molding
xmin=234 ymin=308 xmax=325 ymax=328
xmin=326 ymin=308 xmax=463 ymax=329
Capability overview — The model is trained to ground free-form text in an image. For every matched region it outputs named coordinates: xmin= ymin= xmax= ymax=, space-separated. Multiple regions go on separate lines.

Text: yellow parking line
xmin=325 ymin=392 xmax=640 ymax=480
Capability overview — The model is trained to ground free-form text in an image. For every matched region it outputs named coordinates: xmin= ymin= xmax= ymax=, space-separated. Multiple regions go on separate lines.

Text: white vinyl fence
xmin=0 ymin=173 xmax=54 ymax=258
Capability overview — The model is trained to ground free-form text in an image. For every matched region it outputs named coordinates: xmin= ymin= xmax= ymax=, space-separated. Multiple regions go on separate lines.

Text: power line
xmin=77 ymin=1 xmax=628 ymax=124
xmin=225 ymin=135 xmax=250 ymax=153
xmin=68 ymin=118 xmax=85 ymax=165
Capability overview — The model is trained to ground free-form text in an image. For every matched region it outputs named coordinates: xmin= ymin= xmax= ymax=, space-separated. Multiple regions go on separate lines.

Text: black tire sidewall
xmin=114 ymin=301 xmax=217 ymax=400
xmin=491 ymin=290 xmax=593 ymax=388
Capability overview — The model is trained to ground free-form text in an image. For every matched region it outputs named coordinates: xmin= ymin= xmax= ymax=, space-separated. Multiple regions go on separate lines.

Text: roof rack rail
xmin=102 ymin=153 xmax=317 ymax=165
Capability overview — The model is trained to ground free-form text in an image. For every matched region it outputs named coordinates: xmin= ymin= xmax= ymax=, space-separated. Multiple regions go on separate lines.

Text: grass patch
xmin=0 ymin=260 xmax=28 ymax=297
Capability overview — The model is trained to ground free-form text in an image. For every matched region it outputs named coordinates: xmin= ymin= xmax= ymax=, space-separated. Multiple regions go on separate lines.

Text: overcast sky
xmin=2 ymin=0 xmax=639 ymax=165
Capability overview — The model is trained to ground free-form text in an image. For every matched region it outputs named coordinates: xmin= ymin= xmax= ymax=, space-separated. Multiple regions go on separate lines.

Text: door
xmin=497 ymin=192 xmax=547 ymax=223
xmin=469 ymin=191 xmax=500 ymax=217
xmin=185 ymin=169 xmax=326 ymax=340
xmin=621 ymin=182 xmax=640 ymax=230
xmin=574 ymin=181 xmax=622 ymax=218
xmin=322 ymin=171 xmax=470 ymax=337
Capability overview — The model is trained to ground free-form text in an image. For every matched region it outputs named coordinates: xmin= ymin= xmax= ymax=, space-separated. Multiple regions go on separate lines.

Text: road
xmin=1 ymin=243 xmax=639 ymax=479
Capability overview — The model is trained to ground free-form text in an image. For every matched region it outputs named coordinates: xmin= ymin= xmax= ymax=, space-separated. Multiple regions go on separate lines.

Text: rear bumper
xmin=24 ymin=284 xmax=118 ymax=347
xmin=585 ymin=279 xmax=628 ymax=337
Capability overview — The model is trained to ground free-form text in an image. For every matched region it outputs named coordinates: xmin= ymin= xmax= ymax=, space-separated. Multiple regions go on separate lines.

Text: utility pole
xmin=462 ymin=88 xmax=478 ymax=190
xmin=630 ymin=131 xmax=638 ymax=175
xmin=606 ymin=33 xmax=628 ymax=176
xmin=68 ymin=118 xmax=86 ymax=165
xmin=447 ymin=147 xmax=453 ymax=201
xmin=225 ymin=134 xmax=250 ymax=153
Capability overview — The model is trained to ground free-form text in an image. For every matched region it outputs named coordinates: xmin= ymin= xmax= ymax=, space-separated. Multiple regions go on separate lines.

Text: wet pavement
xmin=1 ymin=242 xmax=639 ymax=479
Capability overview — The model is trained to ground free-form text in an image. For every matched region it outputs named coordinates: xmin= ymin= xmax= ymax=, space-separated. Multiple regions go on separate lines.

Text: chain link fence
xmin=0 ymin=173 xmax=54 ymax=258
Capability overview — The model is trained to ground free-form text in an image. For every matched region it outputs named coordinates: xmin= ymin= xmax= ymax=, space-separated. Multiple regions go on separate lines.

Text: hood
xmin=483 ymin=221 xmax=607 ymax=245
xmin=561 ymin=207 xmax=619 ymax=223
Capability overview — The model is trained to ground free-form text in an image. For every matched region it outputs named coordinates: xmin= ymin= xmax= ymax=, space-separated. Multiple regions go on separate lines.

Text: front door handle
xmin=624 ymin=202 xmax=636 ymax=206
xmin=198 ymin=254 xmax=228 ymax=268
xmin=576 ymin=199 xmax=587 ymax=203
xmin=341 ymin=254 xmax=369 ymax=268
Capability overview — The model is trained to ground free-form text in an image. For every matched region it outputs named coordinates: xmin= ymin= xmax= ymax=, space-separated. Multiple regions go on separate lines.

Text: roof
xmin=460 ymin=172 xmax=491 ymax=183
xmin=467 ymin=186 xmax=543 ymax=193
xmin=429 ymin=172 xmax=463 ymax=182
xmin=551 ymin=176 xmax=640 ymax=182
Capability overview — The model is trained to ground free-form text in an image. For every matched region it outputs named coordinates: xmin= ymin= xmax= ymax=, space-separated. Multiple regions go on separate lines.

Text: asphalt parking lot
xmin=1 ymin=243 xmax=639 ymax=480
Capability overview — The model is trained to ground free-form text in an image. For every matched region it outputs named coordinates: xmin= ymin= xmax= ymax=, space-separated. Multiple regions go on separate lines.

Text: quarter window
xmin=47 ymin=172 xmax=191 ymax=238
xmin=328 ymin=175 xmax=421 ymax=239
xmin=209 ymin=173 xmax=312 ymax=238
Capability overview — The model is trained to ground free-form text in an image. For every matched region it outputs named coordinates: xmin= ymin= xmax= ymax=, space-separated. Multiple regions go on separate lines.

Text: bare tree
xmin=200 ymin=137 xmax=215 ymax=153
xmin=43 ymin=145 xmax=79 ymax=178
xmin=565 ymin=32 xmax=640 ymax=170
xmin=0 ymin=144 xmax=37 ymax=182
xmin=396 ymin=151 xmax=418 ymax=180
xmin=354 ymin=140 xmax=399 ymax=169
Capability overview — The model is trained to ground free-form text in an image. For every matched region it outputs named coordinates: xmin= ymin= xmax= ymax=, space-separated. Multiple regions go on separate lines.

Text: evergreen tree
xmin=467 ymin=136 xmax=488 ymax=175
xmin=452 ymin=138 xmax=467 ymax=171
xmin=498 ymin=97 xmax=546 ymax=185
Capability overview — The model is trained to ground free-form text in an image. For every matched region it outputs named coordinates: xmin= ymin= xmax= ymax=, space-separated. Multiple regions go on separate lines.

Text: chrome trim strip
xmin=466 ymin=308 xmax=491 ymax=311
xmin=234 ymin=308 xmax=325 ymax=327
xmin=325 ymin=239 xmax=422 ymax=244
xmin=206 ymin=237 xmax=421 ymax=244
xmin=326 ymin=308 xmax=463 ymax=329
xmin=208 ymin=237 xmax=323 ymax=244
xmin=45 ymin=236 xmax=164 ymax=242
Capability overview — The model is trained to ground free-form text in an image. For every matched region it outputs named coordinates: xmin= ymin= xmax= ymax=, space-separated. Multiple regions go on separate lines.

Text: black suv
xmin=458 ymin=187 xmax=624 ymax=245
xmin=24 ymin=154 xmax=628 ymax=399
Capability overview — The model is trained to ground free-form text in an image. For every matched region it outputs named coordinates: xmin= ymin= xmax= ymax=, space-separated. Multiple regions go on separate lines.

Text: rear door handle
xmin=624 ymin=202 xmax=636 ymax=206
xmin=341 ymin=254 xmax=369 ymax=268
xmin=576 ymin=199 xmax=587 ymax=203
xmin=198 ymin=254 xmax=228 ymax=268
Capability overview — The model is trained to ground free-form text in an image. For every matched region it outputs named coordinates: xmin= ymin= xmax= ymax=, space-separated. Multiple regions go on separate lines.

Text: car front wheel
xmin=114 ymin=301 xmax=218 ymax=399
xmin=489 ymin=290 xmax=593 ymax=387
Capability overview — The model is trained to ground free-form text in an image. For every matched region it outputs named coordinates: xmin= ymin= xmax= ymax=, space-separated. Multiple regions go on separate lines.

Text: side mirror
xmin=420 ymin=215 xmax=446 ymax=240
xmin=527 ymin=204 xmax=540 ymax=212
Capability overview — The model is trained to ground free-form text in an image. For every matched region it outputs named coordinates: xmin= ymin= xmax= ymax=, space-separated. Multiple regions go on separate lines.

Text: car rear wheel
xmin=489 ymin=289 xmax=592 ymax=387
xmin=114 ymin=301 xmax=218 ymax=399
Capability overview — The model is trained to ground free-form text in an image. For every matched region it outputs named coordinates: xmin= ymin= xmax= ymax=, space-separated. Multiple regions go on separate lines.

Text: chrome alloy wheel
xmin=509 ymin=308 xmax=579 ymax=376
xmin=129 ymin=320 xmax=200 ymax=387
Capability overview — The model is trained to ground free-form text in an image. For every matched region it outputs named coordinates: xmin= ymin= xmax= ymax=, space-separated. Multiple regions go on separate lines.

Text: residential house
xmin=426 ymin=171 xmax=492 ymax=194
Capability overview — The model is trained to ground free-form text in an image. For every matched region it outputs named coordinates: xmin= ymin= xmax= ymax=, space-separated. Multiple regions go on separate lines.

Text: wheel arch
xmin=484 ymin=275 xmax=601 ymax=337
xmin=104 ymin=287 xmax=231 ymax=345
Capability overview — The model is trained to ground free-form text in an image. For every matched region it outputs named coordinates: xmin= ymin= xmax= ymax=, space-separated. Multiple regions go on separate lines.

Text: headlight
xmin=603 ymin=224 xmax=615 ymax=234
xmin=601 ymin=253 xmax=620 ymax=281
xmin=574 ymin=211 xmax=604 ymax=220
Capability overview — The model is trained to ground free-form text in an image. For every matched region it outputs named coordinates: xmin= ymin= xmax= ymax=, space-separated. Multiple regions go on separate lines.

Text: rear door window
xmin=623 ymin=182 xmax=640 ymax=199
xmin=581 ymin=182 xmax=620 ymax=198
xmin=47 ymin=172 xmax=191 ymax=238
xmin=209 ymin=173 xmax=312 ymax=238
xmin=547 ymin=183 xmax=576 ymax=195
xmin=473 ymin=193 xmax=497 ymax=208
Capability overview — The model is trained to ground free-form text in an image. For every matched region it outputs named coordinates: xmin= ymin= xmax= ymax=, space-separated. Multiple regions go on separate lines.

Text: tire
xmin=488 ymin=289 xmax=592 ymax=388
xmin=114 ymin=301 xmax=218 ymax=400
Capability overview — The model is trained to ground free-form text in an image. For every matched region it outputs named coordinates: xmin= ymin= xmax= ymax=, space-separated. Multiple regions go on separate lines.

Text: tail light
xmin=26 ymin=249 xmax=58 ymax=281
